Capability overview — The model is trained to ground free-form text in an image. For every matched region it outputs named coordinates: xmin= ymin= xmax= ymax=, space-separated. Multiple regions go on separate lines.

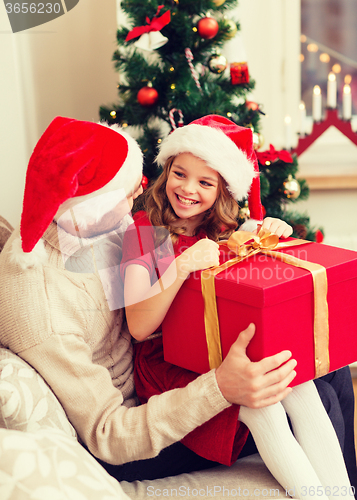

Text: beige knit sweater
xmin=0 ymin=221 xmax=230 ymax=465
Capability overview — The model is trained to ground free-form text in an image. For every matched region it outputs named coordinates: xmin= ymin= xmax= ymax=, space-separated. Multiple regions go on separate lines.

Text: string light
xmin=307 ymin=43 xmax=319 ymax=52
xmin=319 ymin=53 xmax=330 ymax=63
xmin=345 ymin=74 xmax=352 ymax=84
xmin=110 ymin=111 xmax=116 ymax=118
xmin=170 ymin=83 xmax=176 ymax=90
xmin=332 ymin=63 xmax=341 ymax=73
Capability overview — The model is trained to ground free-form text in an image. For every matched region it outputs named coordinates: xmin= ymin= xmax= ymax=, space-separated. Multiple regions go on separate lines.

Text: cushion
xmin=0 ymin=216 xmax=13 ymax=252
xmin=121 ymin=454 xmax=289 ymax=499
xmin=0 ymin=348 xmax=76 ymax=437
xmin=0 ymin=427 xmax=130 ymax=500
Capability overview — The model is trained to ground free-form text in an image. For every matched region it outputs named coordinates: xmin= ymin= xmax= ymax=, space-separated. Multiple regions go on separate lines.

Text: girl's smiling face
xmin=165 ymin=152 xmax=219 ymax=226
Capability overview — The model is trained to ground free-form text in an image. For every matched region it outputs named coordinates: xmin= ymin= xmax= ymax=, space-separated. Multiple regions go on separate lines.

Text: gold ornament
xmin=213 ymin=0 xmax=226 ymax=5
xmin=223 ymin=19 xmax=238 ymax=40
xmin=208 ymin=54 xmax=228 ymax=74
xmin=253 ymin=132 xmax=264 ymax=150
xmin=239 ymin=200 xmax=250 ymax=221
xmin=283 ymin=174 xmax=301 ymax=200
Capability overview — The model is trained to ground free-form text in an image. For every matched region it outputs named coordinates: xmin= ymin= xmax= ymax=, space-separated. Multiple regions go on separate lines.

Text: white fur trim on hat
xmin=156 ymin=124 xmax=256 ymax=201
xmin=239 ymin=218 xmax=261 ymax=233
xmin=10 ymin=236 xmax=47 ymax=270
xmin=98 ymin=123 xmax=143 ymax=197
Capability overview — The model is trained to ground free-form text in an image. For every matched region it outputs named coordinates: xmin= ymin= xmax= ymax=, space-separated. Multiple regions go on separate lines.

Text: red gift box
xmin=162 ymin=238 xmax=357 ymax=387
xmin=230 ymin=62 xmax=249 ymax=85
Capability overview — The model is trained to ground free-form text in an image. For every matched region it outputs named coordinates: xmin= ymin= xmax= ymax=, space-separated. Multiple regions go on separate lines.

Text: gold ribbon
xmin=201 ymin=228 xmax=329 ymax=378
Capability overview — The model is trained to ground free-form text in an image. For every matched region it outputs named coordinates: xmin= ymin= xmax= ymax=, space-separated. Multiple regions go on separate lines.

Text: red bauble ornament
xmin=246 ymin=100 xmax=259 ymax=111
xmin=137 ymin=86 xmax=159 ymax=107
xmin=141 ymin=175 xmax=149 ymax=190
xmin=197 ymin=17 xmax=219 ymax=39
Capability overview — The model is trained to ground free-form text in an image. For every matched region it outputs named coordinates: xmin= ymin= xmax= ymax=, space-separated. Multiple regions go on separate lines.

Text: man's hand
xmin=215 ymin=324 xmax=297 ymax=408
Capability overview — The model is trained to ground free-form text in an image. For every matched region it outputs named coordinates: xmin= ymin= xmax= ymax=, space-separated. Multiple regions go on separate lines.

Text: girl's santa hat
xmin=156 ymin=114 xmax=263 ymax=224
xmin=12 ymin=116 xmax=143 ymax=269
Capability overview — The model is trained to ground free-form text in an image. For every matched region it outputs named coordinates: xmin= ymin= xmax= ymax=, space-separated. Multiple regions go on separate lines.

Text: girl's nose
xmin=182 ymin=179 xmax=196 ymax=194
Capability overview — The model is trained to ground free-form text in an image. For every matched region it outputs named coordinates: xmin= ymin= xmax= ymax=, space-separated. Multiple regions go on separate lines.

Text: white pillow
xmin=0 ymin=348 xmax=75 ymax=437
xmin=0 ymin=428 xmax=131 ymax=500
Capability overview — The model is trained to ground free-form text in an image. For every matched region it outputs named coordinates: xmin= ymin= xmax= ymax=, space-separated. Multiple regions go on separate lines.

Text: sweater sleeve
xmin=19 ymin=335 xmax=230 ymax=465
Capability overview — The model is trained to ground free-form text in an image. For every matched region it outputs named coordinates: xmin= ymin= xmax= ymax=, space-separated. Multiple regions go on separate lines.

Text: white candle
xmin=284 ymin=115 xmax=292 ymax=150
xmin=343 ymin=84 xmax=352 ymax=120
xmin=327 ymin=72 xmax=337 ymax=108
xmin=313 ymin=85 xmax=322 ymax=121
xmin=299 ymin=101 xmax=306 ymax=136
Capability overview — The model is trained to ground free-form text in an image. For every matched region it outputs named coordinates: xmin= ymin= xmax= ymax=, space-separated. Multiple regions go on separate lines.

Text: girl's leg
xmin=238 ymin=403 xmax=328 ymax=500
xmin=282 ymin=380 xmax=352 ymax=499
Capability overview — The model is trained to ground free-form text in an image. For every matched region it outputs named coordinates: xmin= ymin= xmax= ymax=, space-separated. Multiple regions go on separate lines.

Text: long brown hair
xmin=144 ymin=156 xmax=239 ymax=244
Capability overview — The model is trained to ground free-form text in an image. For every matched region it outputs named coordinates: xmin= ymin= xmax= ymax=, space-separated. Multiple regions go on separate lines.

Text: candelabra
xmin=292 ymin=108 xmax=357 ymax=157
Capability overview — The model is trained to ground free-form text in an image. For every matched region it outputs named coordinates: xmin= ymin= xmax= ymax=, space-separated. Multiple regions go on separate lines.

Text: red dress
xmin=121 ymin=211 xmax=249 ymax=466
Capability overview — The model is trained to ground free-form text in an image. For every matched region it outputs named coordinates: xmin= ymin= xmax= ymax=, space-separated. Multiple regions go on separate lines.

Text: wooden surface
xmin=298 ymin=175 xmax=357 ymax=190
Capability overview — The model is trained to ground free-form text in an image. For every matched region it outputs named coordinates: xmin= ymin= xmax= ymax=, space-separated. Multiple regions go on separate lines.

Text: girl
xmin=121 ymin=115 xmax=352 ymax=499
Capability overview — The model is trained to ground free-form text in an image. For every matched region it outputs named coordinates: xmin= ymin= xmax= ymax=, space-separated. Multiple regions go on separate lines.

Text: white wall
xmin=235 ymin=0 xmax=301 ymax=150
xmin=0 ymin=0 xmax=119 ymax=227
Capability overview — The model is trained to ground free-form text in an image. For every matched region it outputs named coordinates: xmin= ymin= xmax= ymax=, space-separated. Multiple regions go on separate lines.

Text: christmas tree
xmin=100 ymin=0 xmax=323 ymax=241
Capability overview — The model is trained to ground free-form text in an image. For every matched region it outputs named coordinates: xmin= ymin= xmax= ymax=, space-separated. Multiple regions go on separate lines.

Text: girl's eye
xmin=173 ymin=171 xmax=185 ymax=178
xmin=200 ymin=180 xmax=213 ymax=187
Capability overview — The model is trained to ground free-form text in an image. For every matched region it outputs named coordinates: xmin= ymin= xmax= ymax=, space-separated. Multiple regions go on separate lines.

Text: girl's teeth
xmin=177 ymin=195 xmax=197 ymax=205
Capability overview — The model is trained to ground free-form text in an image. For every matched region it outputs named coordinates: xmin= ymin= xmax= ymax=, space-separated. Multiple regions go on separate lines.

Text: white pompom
xmin=239 ymin=219 xmax=262 ymax=233
xmin=10 ymin=236 xmax=48 ymax=270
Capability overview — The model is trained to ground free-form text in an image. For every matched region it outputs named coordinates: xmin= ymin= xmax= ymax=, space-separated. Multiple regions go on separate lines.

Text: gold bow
xmin=201 ymin=229 xmax=329 ymax=378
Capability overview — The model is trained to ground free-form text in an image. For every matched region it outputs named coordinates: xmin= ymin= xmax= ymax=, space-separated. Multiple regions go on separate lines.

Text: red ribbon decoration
xmin=125 ymin=6 xmax=171 ymax=42
xmin=256 ymin=144 xmax=294 ymax=164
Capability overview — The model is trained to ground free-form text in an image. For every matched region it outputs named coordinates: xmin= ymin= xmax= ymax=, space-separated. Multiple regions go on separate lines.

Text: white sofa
xmin=0 ymin=216 xmax=288 ymax=500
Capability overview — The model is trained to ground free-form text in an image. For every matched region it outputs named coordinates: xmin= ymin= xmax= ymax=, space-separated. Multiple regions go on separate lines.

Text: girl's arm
xmin=124 ymin=238 xmax=220 ymax=341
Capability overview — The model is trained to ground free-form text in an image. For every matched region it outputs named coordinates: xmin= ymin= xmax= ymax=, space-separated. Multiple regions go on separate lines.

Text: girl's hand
xmin=261 ymin=217 xmax=293 ymax=239
xmin=176 ymin=239 xmax=220 ymax=275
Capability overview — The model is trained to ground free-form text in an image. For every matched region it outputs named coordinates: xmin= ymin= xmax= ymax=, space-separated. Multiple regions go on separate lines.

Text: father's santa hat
xmin=12 ymin=116 xmax=143 ymax=269
xmin=156 ymin=114 xmax=263 ymax=224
